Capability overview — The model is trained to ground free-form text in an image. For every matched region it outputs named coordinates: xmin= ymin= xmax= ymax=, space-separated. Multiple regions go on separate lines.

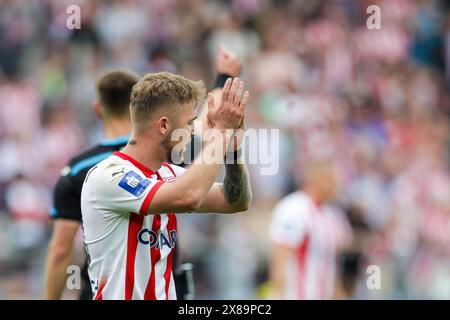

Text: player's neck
xmin=103 ymin=117 xmax=131 ymax=140
xmin=121 ymin=138 xmax=165 ymax=172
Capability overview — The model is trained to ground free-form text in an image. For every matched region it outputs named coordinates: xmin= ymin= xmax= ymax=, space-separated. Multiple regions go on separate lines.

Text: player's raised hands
xmin=206 ymin=77 xmax=250 ymax=131
xmin=216 ymin=44 xmax=242 ymax=77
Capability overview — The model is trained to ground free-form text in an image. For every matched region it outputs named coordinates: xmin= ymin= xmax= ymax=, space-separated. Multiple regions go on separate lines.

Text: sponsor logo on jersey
xmin=138 ymin=229 xmax=177 ymax=249
xmin=118 ymin=171 xmax=151 ymax=196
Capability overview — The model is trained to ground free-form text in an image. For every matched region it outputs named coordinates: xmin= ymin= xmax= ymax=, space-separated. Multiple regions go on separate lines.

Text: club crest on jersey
xmin=118 ymin=171 xmax=150 ymax=197
xmin=138 ymin=229 xmax=177 ymax=249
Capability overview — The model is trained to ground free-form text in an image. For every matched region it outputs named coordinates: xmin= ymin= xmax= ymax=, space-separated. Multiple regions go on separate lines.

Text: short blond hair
xmin=130 ymin=72 xmax=205 ymax=132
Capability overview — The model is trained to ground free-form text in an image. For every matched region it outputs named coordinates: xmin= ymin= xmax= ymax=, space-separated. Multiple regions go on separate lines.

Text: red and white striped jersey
xmin=81 ymin=151 xmax=185 ymax=300
xmin=269 ymin=191 xmax=351 ymax=300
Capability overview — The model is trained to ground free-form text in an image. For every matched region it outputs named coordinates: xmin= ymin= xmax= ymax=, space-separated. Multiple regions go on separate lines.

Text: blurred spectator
xmin=0 ymin=0 xmax=449 ymax=299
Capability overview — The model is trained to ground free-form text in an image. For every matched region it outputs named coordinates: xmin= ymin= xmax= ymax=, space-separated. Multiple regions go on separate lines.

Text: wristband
xmin=224 ymin=149 xmax=242 ymax=163
xmin=213 ymin=73 xmax=233 ymax=89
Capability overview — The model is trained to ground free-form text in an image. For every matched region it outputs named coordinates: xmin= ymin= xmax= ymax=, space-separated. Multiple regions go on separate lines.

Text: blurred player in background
xmin=45 ymin=70 xmax=139 ymax=300
xmin=269 ymin=159 xmax=352 ymax=299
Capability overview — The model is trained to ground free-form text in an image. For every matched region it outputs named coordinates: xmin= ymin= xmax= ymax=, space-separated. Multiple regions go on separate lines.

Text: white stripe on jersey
xmin=155 ymin=214 xmax=170 ymax=300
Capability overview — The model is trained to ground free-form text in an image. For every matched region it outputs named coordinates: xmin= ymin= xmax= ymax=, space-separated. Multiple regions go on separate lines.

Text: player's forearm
xmin=269 ymin=258 xmax=285 ymax=299
xmin=187 ymin=131 xmax=231 ymax=189
xmin=45 ymin=248 xmax=72 ymax=299
xmin=222 ymin=160 xmax=252 ymax=212
xmin=161 ymin=131 xmax=232 ymax=212
xmin=270 ymin=245 xmax=294 ymax=299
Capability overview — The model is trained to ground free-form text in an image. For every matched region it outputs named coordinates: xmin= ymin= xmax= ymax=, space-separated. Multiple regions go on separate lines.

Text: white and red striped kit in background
xmin=269 ymin=191 xmax=352 ymax=300
xmin=81 ymin=151 xmax=185 ymax=300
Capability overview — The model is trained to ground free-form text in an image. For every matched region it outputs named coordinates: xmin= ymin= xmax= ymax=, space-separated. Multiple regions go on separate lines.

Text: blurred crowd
xmin=0 ymin=0 xmax=449 ymax=299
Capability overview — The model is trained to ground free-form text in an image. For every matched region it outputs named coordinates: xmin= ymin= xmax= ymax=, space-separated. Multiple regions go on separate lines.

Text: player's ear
xmin=157 ymin=116 xmax=170 ymax=135
xmin=92 ymin=100 xmax=103 ymax=119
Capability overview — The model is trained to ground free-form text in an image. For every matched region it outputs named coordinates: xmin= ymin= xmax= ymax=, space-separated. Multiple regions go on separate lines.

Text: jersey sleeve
xmin=51 ymin=169 xmax=82 ymax=222
xmin=168 ymin=164 xmax=186 ymax=177
xmin=269 ymin=198 xmax=307 ymax=248
xmin=94 ymin=166 xmax=165 ymax=215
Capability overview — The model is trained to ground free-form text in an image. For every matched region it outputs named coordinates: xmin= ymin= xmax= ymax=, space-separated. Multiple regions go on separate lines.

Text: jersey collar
xmin=113 ymin=151 xmax=156 ymax=177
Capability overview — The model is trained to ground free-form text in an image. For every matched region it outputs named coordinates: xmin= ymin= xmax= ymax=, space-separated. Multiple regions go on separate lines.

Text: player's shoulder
xmin=274 ymin=191 xmax=311 ymax=211
xmin=88 ymin=152 xmax=137 ymax=180
xmin=270 ymin=191 xmax=311 ymax=244
xmin=84 ymin=154 xmax=157 ymax=204
xmin=160 ymin=162 xmax=185 ymax=178
xmin=272 ymin=191 xmax=312 ymax=221
xmin=54 ymin=145 xmax=110 ymax=188
xmin=67 ymin=143 xmax=125 ymax=178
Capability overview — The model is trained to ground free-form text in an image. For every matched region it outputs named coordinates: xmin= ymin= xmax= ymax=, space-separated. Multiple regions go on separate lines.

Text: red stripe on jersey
xmin=140 ymin=180 xmax=165 ymax=215
xmin=164 ymin=214 xmax=177 ymax=299
xmin=144 ymin=215 xmax=161 ymax=300
xmin=297 ymin=234 xmax=310 ymax=300
xmin=125 ymin=213 xmax=144 ymax=300
xmin=163 ymin=162 xmax=176 ymax=177
xmin=95 ymin=279 xmax=107 ymax=300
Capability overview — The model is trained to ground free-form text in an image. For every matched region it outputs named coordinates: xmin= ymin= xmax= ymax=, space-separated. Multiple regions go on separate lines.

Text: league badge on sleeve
xmin=118 ymin=171 xmax=151 ymax=197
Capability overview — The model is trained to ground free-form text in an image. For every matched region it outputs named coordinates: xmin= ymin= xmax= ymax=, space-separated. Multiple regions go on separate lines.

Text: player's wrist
xmin=213 ymin=73 xmax=233 ymax=89
xmin=203 ymin=125 xmax=230 ymax=145
xmin=224 ymin=149 xmax=242 ymax=163
xmin=199 ymin=129 xmax=232 ymax=164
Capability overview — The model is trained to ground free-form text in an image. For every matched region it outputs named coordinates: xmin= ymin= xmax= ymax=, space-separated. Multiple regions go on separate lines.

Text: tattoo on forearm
xmin=223 ymin=163 xmax=252 ymax=208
